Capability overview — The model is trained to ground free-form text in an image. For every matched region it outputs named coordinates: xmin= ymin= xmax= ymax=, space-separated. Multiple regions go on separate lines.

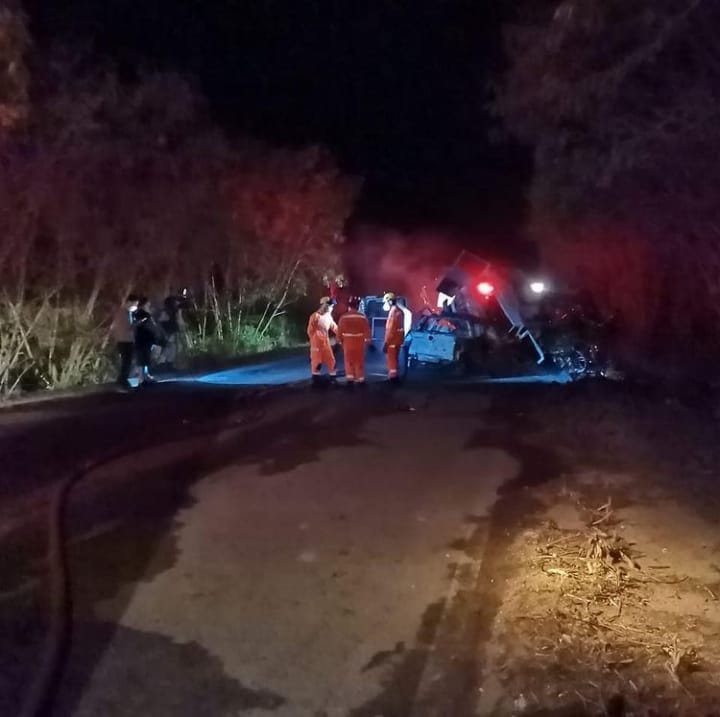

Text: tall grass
xmin=187 ymin=319 xmax=296 ymax=359
xmin=0 ymin=296 xmax=112 ymax=398
xmin=185 ymin=282 xmax=301 ymax=361
xmin=0 ymin=285 xmax=302 ymax=400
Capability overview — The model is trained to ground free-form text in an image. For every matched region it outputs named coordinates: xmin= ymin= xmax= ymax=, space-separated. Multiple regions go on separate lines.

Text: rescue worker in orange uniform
xmin=337 ymin=296 xmax=371 ymax=387
xmin=307 ymin=297 xmax=338 ymax=385
xmin=382 ymin=291 xmax=405 ymax=384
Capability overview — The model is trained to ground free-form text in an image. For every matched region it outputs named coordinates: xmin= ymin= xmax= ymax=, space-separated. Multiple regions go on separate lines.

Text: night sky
xmin=25 ymin=1 xmax=530 ymax=238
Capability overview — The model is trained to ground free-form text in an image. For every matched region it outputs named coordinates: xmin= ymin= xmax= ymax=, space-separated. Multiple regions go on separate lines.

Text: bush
xmin=185 ymin=289 xmax=303 ymax=361
xmin=0 ymin=308 xmax=29 ymax=396
xmin=0 ymin=292 xmax=304 ymax=400
xmin=0 ymin=298 xmax=111 ymax=397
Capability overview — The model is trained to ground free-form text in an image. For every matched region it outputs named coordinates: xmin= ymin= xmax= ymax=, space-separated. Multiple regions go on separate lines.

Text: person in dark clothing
xmin=158 ymin=294 xmax=185 ymax=370
xmin=111 ymin=293 xmax=139 ymax=391
xmin=134 ymin=297 xmax=159 ymax=385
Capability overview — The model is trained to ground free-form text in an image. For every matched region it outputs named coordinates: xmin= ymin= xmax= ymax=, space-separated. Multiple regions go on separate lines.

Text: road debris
xmin=476 ymin=486 xmax=720 ymax=716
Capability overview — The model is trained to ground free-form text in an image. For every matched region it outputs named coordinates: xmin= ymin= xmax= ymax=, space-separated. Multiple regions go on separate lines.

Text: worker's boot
xmin=311 ymin=374 xmax=323 ymax=388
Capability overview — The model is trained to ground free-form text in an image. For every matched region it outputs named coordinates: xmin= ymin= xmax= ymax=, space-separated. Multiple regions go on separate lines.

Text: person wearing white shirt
xmin=397 ymin=297 xmax=413 ymax=335
xmin=396 ymin=297 xmax=414 ymax=379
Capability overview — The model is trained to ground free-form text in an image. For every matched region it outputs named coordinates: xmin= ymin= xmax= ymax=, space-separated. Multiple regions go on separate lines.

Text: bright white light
xmin=529 ymin=281 xmax=546 ymax=294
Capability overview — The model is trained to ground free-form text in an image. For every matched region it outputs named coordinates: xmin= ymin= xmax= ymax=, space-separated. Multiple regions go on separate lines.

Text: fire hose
xmin=16 ymin=387 xmax=283 ymax=717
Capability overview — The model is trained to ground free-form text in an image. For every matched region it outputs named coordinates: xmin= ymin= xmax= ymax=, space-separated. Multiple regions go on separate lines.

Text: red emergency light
xmin=477 ymin=281 xmax=495 ymax=296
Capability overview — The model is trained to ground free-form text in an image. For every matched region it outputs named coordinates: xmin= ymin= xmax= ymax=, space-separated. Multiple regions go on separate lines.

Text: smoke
xmin=346 ymin=224 xmax=462 ymax=308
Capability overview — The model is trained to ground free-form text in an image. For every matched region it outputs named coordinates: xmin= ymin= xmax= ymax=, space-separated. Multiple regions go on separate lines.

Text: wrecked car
xmin=411 ymin=250 xmax=620 ymax=380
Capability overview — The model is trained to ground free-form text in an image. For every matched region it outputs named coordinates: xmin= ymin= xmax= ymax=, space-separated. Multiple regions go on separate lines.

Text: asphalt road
xmin=169 ymin=345 xmax=398 ymax=387
xmin=61 ymin=390 xmax=518 ymax=717
xmin=0 ymin=351 xmax=589 ymax=717
xmin=170 ymin=345 xmax=570 ymax=388
xmin=172 ymin=350 xmax=389 ymax=386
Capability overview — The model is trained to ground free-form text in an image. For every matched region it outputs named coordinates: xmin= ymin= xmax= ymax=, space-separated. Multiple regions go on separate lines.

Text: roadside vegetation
xmin=496 ymin=0 xmax=720 ymax=373
xmin=471 ymin=384 xmax=720 ymax=716
xmin=0 ymin=9 xmax=358 ymax=399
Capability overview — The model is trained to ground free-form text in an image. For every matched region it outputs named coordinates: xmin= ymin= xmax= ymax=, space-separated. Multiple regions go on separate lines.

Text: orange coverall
xmin=384 ymin=305 xmax=405 ymax=379
xmin=307 ymin=310 xmax=337 ymax=376
xmin=337 ymin=309 xmax=371 ymax=383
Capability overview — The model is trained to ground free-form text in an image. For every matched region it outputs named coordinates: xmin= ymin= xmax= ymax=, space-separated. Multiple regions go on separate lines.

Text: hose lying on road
xmin=19 ymin=457 xmax=90 ymax=717
xmin=16 ymin=386 xmax=287 ymax=717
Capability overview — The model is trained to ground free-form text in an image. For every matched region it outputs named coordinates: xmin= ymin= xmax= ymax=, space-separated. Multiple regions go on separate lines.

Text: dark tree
xmin=496 ymin=0 xmax=720 ymax=356
xmin=0 ymin=1 xmax=28 ymax=130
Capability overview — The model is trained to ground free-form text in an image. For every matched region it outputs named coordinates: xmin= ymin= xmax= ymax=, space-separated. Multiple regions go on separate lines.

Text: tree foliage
xmin=0 ymin=1 xmax=28 ymax=131
xmin=0 ymin=48 xmax=359 ymax=395
xmin=496 ymin=0 xmax=720 ymax=355
xmin=224 ymin=144 xmax=356 ymax=336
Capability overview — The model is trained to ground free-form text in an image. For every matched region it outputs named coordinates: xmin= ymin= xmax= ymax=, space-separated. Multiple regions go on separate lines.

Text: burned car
xmin=406 ymin=312 xmax=487 ymax=367
xmin=405 ymin=308 xmax=539 ymax=376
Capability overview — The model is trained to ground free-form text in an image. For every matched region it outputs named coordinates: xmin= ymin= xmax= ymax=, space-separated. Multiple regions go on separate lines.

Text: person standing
xmin=396 ymin=296 xmax=413 ymax=378
xmin=397 ymin=296 xmax=413 ymax=335
xmin=322 ymin=273 xmax=350 ymax=317
xmin=337 ymin=296 xmax=371 ymax=386
xmin=111 ymin=294 xmax=139 ymax=391
xmin=382 ymin=291 xmax=405 ymax=384
xmin=158 ymin=294 xmax=186 ymax=370
xmin=134 ymin=297 xmax=159 ymax=386
xmin=307 ymin=297 xmax=338 ymax=386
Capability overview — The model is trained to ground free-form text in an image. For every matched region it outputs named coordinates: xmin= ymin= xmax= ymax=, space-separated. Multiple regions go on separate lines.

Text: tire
xmin=568 ymin=349 xmax=589 ymax=380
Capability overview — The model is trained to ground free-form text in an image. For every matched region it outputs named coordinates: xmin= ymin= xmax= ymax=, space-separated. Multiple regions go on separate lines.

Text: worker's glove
xmin=382 ymin=344 xmax=388 ymax=354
